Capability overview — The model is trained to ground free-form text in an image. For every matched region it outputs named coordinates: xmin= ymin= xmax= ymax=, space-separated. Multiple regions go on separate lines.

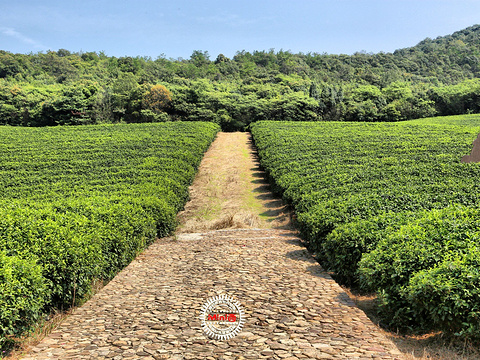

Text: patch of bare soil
xmin=177 ymin=132 xmax=293 ymax=233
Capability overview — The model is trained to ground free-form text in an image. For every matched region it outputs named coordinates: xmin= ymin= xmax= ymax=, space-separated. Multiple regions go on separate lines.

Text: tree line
xmin=1 ymin=25 xmax=480 ymax=130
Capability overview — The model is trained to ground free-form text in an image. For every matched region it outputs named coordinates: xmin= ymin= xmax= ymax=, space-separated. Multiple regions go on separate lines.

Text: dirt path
xmin=177 ymin=132 xmax=292 ymax=232
xmin=21 ymin=132 xmax=405 ymax=359
xmin=22 ymin=230 xmax=403 ymax=360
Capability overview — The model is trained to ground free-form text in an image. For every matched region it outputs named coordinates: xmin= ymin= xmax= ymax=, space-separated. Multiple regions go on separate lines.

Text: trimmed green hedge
xmin=251 ymin=118 xmax=480 ymax=338
xmin=359 ymin=206 xmax=480 ymax=333
xmin=0 ymin=252 xmax=47 ymax=339
xmin=407 ymin=248 xmax=480 ymax=338
xmin=322 ymin=211 xmax=417 ymax=286
xmin=0 ymin=122 xmax=219 ymax=348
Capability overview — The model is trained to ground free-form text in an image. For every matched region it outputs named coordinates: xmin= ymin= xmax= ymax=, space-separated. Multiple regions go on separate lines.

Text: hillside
xmin=394 ymin=25 xmax=480 ymax=82
xmin=1 ymin=25 xmax=480 ymax=129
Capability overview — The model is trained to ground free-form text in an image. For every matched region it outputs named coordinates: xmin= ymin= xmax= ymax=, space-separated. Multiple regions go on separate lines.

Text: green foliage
xmin=322 ymin=211 xmax=417 ymax=286
xmin=0 ymin=252 xmax=48 ymax=345
xmin=251 ymin=118 xmax=480 ymax=337
xmin=359 ymin=206 xmax=480 ymax=332
xmin=0 ymin=121 xmax=219 ymax=348
xmin=405 ymin=113 xmax=480 ymax=126
xmin=3 ymin=24 xmax=480 ymax=130
xmin=139 ymin=109 xmax=170 ymax=122
xmin=407 ymin=247 xmax=480 ymax=338
xmin=431 ymin=79 xmax=480 ymax=115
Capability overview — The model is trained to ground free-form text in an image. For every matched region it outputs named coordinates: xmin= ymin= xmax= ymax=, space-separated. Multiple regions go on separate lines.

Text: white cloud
xmin=0 ymin=27 xmax=48 ymax=50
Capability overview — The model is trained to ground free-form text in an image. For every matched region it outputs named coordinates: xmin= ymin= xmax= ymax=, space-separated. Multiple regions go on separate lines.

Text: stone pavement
xmin=23 ymin=229 xmax=404 ymax=360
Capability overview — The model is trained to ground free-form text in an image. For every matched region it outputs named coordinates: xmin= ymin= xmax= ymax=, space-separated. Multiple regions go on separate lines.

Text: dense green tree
xmin=214 ymin=54 xmax=229 ymax=64
xmin=190 ymin=50 xmax=210 ymax=67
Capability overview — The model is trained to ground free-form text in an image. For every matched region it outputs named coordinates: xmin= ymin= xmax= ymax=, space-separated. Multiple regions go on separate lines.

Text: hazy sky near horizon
xmin=1 ymin=0 xmax=479 ymax=59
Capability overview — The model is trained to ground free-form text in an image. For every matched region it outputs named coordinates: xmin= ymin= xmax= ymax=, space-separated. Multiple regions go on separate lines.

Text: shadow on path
xmin=246 ymin=133 xmax=294 ymax=229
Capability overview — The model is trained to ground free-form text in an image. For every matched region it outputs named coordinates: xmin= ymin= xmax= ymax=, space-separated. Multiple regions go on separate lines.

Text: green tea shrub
xmin=322 ymin=212 xmax=416 ymax=286
xmin=0 ymin=121 xmax=219 ymax=348
xmin=251 ymin=119 xmax=480 ymax=336
xmin=0 ymin=252 xmax=48 ymax=344
xmin=358 ymin=206 xmax=480 ymax=330
xmin=407 ymin=248 xmax=480 ymax=338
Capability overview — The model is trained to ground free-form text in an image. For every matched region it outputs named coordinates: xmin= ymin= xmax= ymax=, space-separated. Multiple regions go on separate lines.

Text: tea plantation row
xmin=251 ymin=116 xmax=480 ymax=337
xmin=0 ymin=122 xmax=219 ymax=347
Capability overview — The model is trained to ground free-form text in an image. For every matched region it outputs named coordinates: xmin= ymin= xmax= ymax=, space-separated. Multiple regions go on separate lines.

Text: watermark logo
xmin=200 ymin=294 xmax=245 ymax=340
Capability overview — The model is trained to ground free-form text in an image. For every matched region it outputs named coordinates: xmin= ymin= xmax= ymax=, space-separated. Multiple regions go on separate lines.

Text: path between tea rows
xmin=22 ymin=133 xmax=404 ymax=360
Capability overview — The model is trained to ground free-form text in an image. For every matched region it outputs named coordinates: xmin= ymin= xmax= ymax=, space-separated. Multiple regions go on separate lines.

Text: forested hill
xmin=1 ymin=24 xmax=480 ymax=130
xmin=393 ymin=24 xmax=480 ymax=83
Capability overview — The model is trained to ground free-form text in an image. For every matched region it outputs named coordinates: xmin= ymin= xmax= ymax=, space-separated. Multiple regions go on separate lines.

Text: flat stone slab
xmin=22 ymin=229 xmax=404 ymax=359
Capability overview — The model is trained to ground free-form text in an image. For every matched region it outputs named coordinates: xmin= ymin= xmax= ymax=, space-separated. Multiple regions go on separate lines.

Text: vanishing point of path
xmin=22 ymin=132 xmax=404 ymax=360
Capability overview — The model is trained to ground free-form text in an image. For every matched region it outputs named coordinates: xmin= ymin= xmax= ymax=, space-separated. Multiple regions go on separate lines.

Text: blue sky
xmin=1 ymin=0 xmax=479 ymax=60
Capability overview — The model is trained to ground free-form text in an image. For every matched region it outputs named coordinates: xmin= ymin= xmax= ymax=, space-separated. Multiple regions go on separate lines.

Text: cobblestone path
xmin=23 ymin=229 xmax=404 ymax=360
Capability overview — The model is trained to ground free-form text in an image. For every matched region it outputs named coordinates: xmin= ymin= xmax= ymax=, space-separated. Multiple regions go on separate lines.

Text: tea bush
xmin=407 ymin=248 xmax=480 ymax=338
xmin=251 ymin=117 xmax=480 ymax=337
xmin=0 ymin=121 xmax=219 ymax=346
xmin=359 ymin=205 xmax=480 ymax=332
